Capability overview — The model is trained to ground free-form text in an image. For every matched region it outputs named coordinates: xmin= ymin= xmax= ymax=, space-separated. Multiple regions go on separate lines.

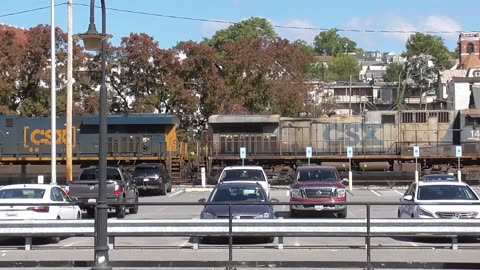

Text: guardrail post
xmin=277 ymin=236 xmax=284 ymax=250
xmin=191 ymin=236 xmax=199 ymax=250
xmin=228 ymin=203 xmax=233 ymax=263
xmin=451 ymin=236 xmax=458 ymax=250
xmin=366 ymin=203 xmax=371 ymax=270
xmin=25 ymin=237 xmax=32 ymax=251
xmin=108 ymin=236 xmax=114 ymax=250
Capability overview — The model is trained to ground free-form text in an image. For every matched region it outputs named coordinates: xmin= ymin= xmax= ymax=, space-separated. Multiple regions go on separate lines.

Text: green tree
xmin=328 ymin=54 xmax=361 ymax=82
xmin=383 ymin=62 xmax=404 ymax=82
xmin=313 ymin=29 xmax=357 ymax=56
xmin=404 ymin=33 xmax=453 ymax=70
xmin=206 ymin=17 xmax=277 ymax=49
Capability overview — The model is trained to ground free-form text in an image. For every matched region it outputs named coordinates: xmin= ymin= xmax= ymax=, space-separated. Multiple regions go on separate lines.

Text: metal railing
xmin=1 ymin=201 xmax=480 ymax=269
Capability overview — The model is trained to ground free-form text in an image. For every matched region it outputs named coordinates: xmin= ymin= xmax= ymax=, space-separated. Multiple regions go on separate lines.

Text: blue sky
xmin=1 ymin=0 xmax=478 ymax=53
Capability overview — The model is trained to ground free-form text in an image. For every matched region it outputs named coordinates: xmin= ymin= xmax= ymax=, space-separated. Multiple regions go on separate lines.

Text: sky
xmin=1 ymin=0 xmax=479 ymax=53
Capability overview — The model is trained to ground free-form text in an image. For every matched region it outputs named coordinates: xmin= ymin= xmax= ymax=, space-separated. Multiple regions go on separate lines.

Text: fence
xmin=1 ymin=202 xmax=480 ymax=269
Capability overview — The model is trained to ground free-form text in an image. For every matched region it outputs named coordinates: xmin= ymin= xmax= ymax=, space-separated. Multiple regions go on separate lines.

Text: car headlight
xmin=290 ymin=188 xmax=302 ymax=198
xmin=254 ymin=212 xmax=271 ymax=219
xmin=335 ymin=188 xmax=346 ymax=198
xmin=201 ymin=212 xmax=217 ymax=219
xmin=416 ymin=207 xmax=434 ymax=218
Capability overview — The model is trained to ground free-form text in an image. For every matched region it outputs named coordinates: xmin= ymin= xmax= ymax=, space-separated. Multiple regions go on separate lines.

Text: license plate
xmin=143 ymin=178 xmax=149 ymax=182
xmin=314 ymin=205 xmax=323 ymax=210
xmin=88 ymin=198 xmax=96 ymax=203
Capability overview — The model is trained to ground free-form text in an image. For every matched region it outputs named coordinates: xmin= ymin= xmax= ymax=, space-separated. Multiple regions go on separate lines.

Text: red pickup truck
xmin=289 ymin=166 xmax=348 ymax=218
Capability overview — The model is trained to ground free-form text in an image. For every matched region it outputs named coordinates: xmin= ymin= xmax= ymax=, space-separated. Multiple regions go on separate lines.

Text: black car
xmin=133 ymin=163 xmax=172 ymax=195
xmin=199 ymin=182 xmax=277 ymax=243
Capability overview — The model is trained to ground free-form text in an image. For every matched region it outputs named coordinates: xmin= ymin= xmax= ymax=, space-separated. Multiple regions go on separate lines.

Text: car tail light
xmin=27 ymin=206 xmax=50 ymax=213
xmin=64 ymin=186 xmax=70 ymax=196
xmin=114 ymin=184 xmax=121 ymax=196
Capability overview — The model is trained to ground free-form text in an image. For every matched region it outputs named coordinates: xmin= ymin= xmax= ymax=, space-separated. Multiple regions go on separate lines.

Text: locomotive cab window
xmin=465 ymin=116 xmax=480 ymax=127
xmin=381 ymin=114 xmax=396 ymax=124
xmin=5 ymin=118 xmax=13 ymax=128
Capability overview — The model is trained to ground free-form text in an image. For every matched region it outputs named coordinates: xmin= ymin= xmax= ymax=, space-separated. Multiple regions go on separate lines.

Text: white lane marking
xmin=408 ymin=241 xmax=419 ymax=247
xmin=394 ymin=190 xmax=404 ymax=196
xmin=179 ymin=240 xmax=189 ymax=247
xmin=286 ymin=190 xmax=290 ymax=196
xmin=169 ymin=190 xmax=184 ymax=198
xmin=370 ymin=190 xmax=382 ymax=197
xmin=64 ymin=240 xmax=83 ymax=247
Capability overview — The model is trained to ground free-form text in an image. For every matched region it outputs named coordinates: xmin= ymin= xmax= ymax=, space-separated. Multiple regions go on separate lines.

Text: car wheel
xmin=290 ymin=209 xmax=298 ymax=217
xmin=129 ymin=196 xmax=139 ymax=214
xmin=159 ymin=183 xmax=167 ymax=195
xmin=86 ymin=208 xmax=95 ymax=217
xmin=337 ymin=209 xmax=347 ymax=218
xmin=116 ymin=205 xmax=126 ymax=219
xmin=167 ymin=182 xmax=172 ymax=193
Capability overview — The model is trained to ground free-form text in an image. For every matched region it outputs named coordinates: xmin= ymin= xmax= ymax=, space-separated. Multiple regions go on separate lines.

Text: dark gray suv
xmin=133 ymin=163 xmax=172 ymax=195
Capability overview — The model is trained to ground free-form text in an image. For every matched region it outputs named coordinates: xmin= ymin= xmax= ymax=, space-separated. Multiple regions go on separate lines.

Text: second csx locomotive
xmin=207 ymin=109 xmax=480 ymax=184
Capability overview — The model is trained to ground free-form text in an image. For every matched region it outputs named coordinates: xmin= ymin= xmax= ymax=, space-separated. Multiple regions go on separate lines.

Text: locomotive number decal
xmin=470 ymin=129 xmax=480 ymax=139
xmin=23 ymin=126 xmax=76 ymax=153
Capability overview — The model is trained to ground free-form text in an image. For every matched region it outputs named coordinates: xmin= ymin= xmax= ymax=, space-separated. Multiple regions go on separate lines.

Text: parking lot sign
xmin=306 ymin=147 xmax=312 ymax=158
xmin=413 ymin=146 xmax=419 ymax=157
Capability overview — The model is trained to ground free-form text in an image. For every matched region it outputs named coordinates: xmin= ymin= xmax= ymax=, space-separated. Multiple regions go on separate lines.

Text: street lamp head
xmin=75 ymin=22 xmax=112 ymax=51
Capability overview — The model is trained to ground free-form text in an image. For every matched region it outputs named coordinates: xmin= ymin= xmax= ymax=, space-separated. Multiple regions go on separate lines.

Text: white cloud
xmin=419 ymin=16 xmax=462 ymax=42
xmin=382 ymin=15 xmax=417 ymax=44
xmin=345 ymin=17 xmax=377 ymax=49
xmin=274 ymin=19 xmax=317 ymax=44
xmin=200 ymin=21 xmax=230 ymax=39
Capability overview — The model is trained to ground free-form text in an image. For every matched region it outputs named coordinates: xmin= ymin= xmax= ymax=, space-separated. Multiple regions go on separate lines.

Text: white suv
xmin=218 ymin=166 xmax=270 ymax=197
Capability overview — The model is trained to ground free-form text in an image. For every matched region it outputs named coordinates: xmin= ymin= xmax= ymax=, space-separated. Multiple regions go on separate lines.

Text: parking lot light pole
xmin=76 ymin=0 xmax=111 ymax=269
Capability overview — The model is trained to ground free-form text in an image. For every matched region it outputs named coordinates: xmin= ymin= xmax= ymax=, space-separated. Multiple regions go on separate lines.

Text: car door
xmin=51 ymin=187 xmax=75 ymax=219
xmin=123 ymin=172 xmax=136 ymax=203
xmin=399 ymin=183 xmax=416 ymax=218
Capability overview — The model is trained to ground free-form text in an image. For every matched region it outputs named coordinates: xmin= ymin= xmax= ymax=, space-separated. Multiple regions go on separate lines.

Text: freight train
xmin=207 ymin=109 xmax=480 ymax=185
xmin=0 ymin=113 xmax=185 ymax=185
xmin=2 ymin=109 xmax=480 ymax=186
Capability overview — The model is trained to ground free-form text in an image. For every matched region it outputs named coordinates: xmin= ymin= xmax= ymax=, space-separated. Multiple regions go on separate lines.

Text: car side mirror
xmin=402 ymin=195 xmax=413 ymax=201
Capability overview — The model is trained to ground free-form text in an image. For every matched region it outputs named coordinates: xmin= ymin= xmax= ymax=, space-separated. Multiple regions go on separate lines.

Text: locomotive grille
xmin=303 ymin=188 xmax=334 ymax=199
xmin=435 ymin=212 xmax=478 ymax=219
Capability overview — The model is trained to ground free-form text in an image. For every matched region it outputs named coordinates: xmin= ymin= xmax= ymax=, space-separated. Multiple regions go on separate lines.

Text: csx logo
xmin=24 ymin=127 xmax=76 ymax=153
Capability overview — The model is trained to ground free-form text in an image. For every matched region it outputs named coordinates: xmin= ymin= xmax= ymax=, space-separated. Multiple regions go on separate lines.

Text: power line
xmin=0 ymin=2 xmax=474 ymax=35
xmin=0 ymin=3 xmax=67 ymax=18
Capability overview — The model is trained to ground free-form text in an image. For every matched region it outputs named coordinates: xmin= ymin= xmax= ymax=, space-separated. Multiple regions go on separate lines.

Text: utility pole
xmin=50 ymin=0 xmax=57 ymax=184
xmin=66 ymin=0 xmax=73 ymax=182
xmin=349 ymin=75 xmax=352 ymax=115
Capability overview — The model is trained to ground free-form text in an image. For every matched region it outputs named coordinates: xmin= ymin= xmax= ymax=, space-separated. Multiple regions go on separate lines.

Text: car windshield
xmin=209 ymin=186 xmax=266 ymax=202
xmin=133 ymin=167 xmax=158 ymax=176
xmin=417 ymin=185 xmax=479 ymax=200
xmin=422 ymin=175 xmax=457 ymax=181
xmin=0 ymin=188 xmax=45 ymax=199
xmin=221 ymin=169 xmax=265 ymax=182
xmin=297 ymin=170 xmax=338 ymax=181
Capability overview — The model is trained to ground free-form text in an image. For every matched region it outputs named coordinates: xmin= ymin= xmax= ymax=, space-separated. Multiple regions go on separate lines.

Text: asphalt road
xmin=1 ymin=185 xmax=480 ymax=269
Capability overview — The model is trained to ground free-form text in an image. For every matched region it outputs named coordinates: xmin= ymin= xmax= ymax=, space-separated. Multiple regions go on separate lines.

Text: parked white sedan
xmin=0 ymin=184 xmax=81 ymax=220
xmin=398 ymin=180 xmax=480 ymax=219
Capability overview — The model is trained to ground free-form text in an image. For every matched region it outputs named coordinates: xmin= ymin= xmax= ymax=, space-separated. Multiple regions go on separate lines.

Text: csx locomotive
xmin=207 ymin=109 xmax=480 ymax=184
xmin=0 ymin=113 xmax=182 ymax=184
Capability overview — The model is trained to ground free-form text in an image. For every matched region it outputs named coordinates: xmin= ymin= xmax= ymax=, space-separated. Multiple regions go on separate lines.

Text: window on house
xmin=467 ymin=43 xmax=475 ymax=54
